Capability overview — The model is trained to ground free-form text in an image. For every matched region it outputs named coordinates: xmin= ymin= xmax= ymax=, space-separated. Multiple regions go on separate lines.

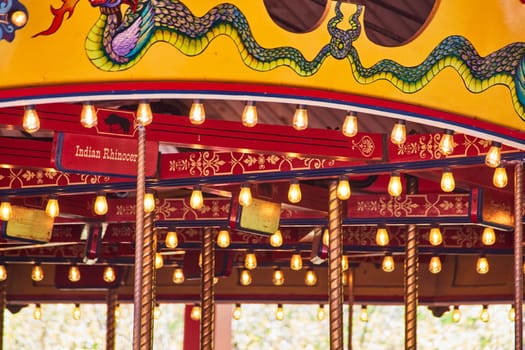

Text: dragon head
xmin=89 ymin=0 xmax=137 ymax=10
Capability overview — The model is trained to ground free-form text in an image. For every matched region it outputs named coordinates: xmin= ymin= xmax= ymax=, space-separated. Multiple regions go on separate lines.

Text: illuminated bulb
xmin=80 ymin=103 xmax=98 ymax=128
xmin=0 ymin=199 xmax=12 ymax=221
xmin=190 ymin=186 xmax=204 ymax=210
xmin=439 ymin=130 xmax=455 ymax=156
xmin=342 ymin=111 xmax=358 ymax=137
xmin=476 ymin=256 xmax=489 ymax=274
xmin=93 ymin=192 xmax=108 ymax=216
xmin=317 ymin=304 xmax=325 ymax=321
xmin=342 ymin=270 xmax=348 ymax=286
xmin=238 ymin=183 xmax=253 ymax=207
xmin=68 ymin=265 xmax=81 ymax=282
xmin=480 ymin=305 xmax=489 ymax=322
xmin=233 ymin=304 xmax=242 ymax=320
xmin=272 ymin=268 xmax=285 ymax=286
xmin=45 ymin=195 xmax=60 ymax=219
xmin=359 ymin=305 xmax=369 ymax=322
xmin=275 ymin=304 xmax=284 ymax=321
xmin=198 ymin=253 xmax=202 ymax=268
xmin=73 ymin=304 xmax=81 ymax=320
xmin=239 ymin=269 xmax=252 ymax=286
xmin=481 ymin=227 xmax=496 ymax=246
xmin=115 ymin=304 xmax=121 ymax=318
xmin=155 ymin=252 xmax=164 ymax=269
xmin=33 ymin=304 xmax=42 ymax=320
xmin=428 ymin=226 xmax=443 ymax=246
xmin=136 ymin=101 xmax=153 ymax=126
xmin=23 ymin=106 xmax=40 ymax=133
xmin=509 ymin=305 xmax=515 ymax=322
xmin=388 ymin=172 xmax=402 ymax=197
xmin=428 ymin=255 xmax=442 ymax=274
xmin=382 ymin=253 xmax=395 ymax=272
xmin=216 ymin=228 xmax=231 ymax=248
xmin=290 ymin=253 xmax=303 ymax=271
xmin=189 ymin=100 xmax=205 ymax=125
xmin=304 ymin=268 xmax=317 ymax=286
xmin=154 ymin=304 xmax=161 ymax=320
xmin=485 ymin=142 xmax=502 ymax=168
xmin=336 ymin=176 xmax=351 ymax=200
xmin=165 ymin=230 xmax=178 ymax=249
xmin=341 ymin=255 xmax=349 ymax=271
xmin=31 ymin=264 xmax=44 ymax=282
xmin=451 ymin=306 xmax=461 ymax=323
xmin=288 ymin=180 xmax=302 ymax=203
xmin=242 ymin=102 xmax=258 ymax=127
xmin=143 ymin=191 xmax=156 ymax=213
xmin=493 ymin=166 xmax=508 ymax=188
xmin=11 ymin=10 xmax=27 ymax=27
xmin=322 ymin=228 xmax=329 ymax=247
xmin=103 ymin=266 xmax=116 ymax=283
xmin=440 ymin=168 xmax=455 ymax=192
xmin=0 ymin=264 xmax=7 ymax=281
xmin=390 ymin=120 xmax=406 ymax=145
xmin=244 ymin=252 xmax=257 ymax=270
xmin=375 ymin=226 xmax=389 ymax=246
xmin=292 ymin=105 xmax=308 ymax=130
xmin=172 ymin=266 xmax=185 ymax=284
xmin=269 ymin=229 xmax=283 ymax=247
xmin=190 ymin=305 xmax=201 ymax=321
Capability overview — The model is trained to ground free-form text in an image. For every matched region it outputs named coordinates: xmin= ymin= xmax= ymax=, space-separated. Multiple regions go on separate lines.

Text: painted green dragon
xmin=79 ymin=0 xmax=525 ymax=120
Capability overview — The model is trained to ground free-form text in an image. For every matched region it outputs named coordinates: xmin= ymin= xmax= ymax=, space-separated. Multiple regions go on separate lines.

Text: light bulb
xmin=275 ymin=304 xmax=284 ymax=321
xmin=238 ymin=183 xmax=253 ymax=207
xmin=190 ymin=186 xmax=204 ymax=210
xmin=0 ymin=264 xmax=7 ymax=281
xmin=375 ymin=226 xmax=389 ymax=246
xmin=216 ymin=228 xmax=231 ymax=248
xmin=269 ymin=229 xmax=283 ymax=247
xmin=342 ymin=270 xmax=348 ymax=286
xmin=508 ymin=305 xmax=515 ymax=321
xmin=233 ymin=304 xmax=242 ymax=320
xmin=440 ymin=168 xmax=455 ymax=192
xmin=322 ymin=228 xmax=329 ymax=247
xmin=481 ymin=227 xmax=496 ymax=246
xmin=244 ymin=252 xmax=257 ymax=270
xmin=485 ymin=142 xmax=501 ymax=168
xmin=429 ymin=255 xmax=442 ymax=274
xmin=480 ymin=305 xmax=489 ymax=322
xmin=336 ymin=176 xmax=351 ymax=200
xmin=143 ymin=191 xmax=156 ymax=213
xmin=428 ymin=226 xmax=443 ymax=246
xmin=382 ymin=254 xmax=395 ymax=272
xmin=493 ymin=166 xmax=508 ymax=188
xmin=451 ymin=306 xmax=461 ymax=323
xmin=342 ymin=111 xmax=358 ymax=137
xmin=189 ymin=100 xmax=205 ymax=125
xmin=94 ymin=192 xmax=108 ymax=215
xmin=242 ymin=102 xmax=258 ymax=127
xmin=136 ymin=101 xmax=153 ymax=126
xmin=290 ymin=253 xmax=303 ymax=271
xmin=390 ymin=120 xmax=406 ymax=145
xmin=80 ymin=103 xmax=98 ymax=128
xmin=154 ymin=304 xmax=161 ymax=319
xmin=165 ymin=230 xmax=178 ymax=249
xmin=172 ymin=266 xmax=185 ymax=284
xmin=23 ymin=106 xmax=40 ymax=133
xmin=388 ymin=172 xmax=402 ymax=197
xmin=0 ymin=199 xmax=12 ymax=221
xmin=33 ymin=304 xmax=42 ymax=320
xmin=317 ymin=304 xmax=325 ymax=321
xmin=73 ymin=304 xmax=81 ymax=320
xmin=272 ymin=268 xmax=285 ymax=286
xmin=292 ymin=105 xmax=308 ymax=130
xmin=11 ymin=11 xmax=27 ymax=27
xmin=32 ymin=264 xmax=44 ymax=282
xmin=304 ymin=268 xmax=317 ymax=286
xmin=45 ymin=195 xmax=59 ymax=218
xmin=239 ymin=269 xmax=252 ymax=286
xmin=103 ymin=266 xmax=116 ymax=283
xmin=155 ymin=252 xmax=164 ymax=269
xmin=288 ymin=180 xmax=302 ymax=203
xmin=341 ymin=255 xmax=349 ymax=271
xmin=476 ymin=256 xmax=489 ymax=274
xmin=359 ymin=305 xmax=369 ymax=322
xmin=115 ymin=304 xmax=121 ymax=318
xmin=68 ymin=265 xmax=81 ymax=282
xmin=190 ymin=305 xmax=201 ymax=321
xmin=439 ymin=130 xmax=455 ymax=155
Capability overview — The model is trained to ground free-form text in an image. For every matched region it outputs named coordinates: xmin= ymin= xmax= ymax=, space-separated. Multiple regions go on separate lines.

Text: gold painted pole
xmin=328 ymin=181 xmax=343 ymax=350
xmin=140 ymin=212 xmax=155 ymax=349
xmin=514 ymin=162 xmax=523 ymax=350
xmin=106 ymin=289 xmax=118 ymax=350
xmin=404 ymin=176 xmax=418 ymax=350
xmin=200 ymin=228 xmax=215 ymax=350
xmin=347 ymin=267 xmax=354 ymax=350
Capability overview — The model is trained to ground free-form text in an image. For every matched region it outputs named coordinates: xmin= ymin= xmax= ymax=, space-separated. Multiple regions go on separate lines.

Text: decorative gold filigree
xmin=351 ymin=135 xmax=375 ymax=157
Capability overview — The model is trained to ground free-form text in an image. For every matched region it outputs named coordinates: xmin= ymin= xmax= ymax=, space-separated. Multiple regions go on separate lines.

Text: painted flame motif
xmin=33 ymin=0 xmax=80 ymax=37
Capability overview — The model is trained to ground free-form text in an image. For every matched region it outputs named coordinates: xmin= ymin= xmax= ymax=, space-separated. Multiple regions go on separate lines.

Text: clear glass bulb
xmin=80 ymin=103 xmax=98 ymax=128
xmin=0 ymin=265 xmax=7 ymax=281
xmin=68 ymin=265 xmax=81 ymax=282
xmin=429 ymin=227 xmax=443 ymax=246
xmin=342 ymin=111 xmax=358 ymax=137
xmin=154 ymin=304 xmax=161 ymax=320
xmin=440 ymin=168 xmax=455 ymax=192
xmin=23 ymin=106 xmax=40 ymax=133
xmin=476 ymin=256 xmax=489 ymax=274
xmin=165 ymin=230 xmax=178 ymax=249
xmin=0 ymin=200 xmax=12 ymax=221
xmin=103 ymin=266 xmax=116 ymax=283
xmin=481 ymin=227 xmax=496 ymax=246
xmin=269 ymin=229 xmax=283 ymax=247
xmin=428 ymin=255 xmax=442 ymax=274
xmin=172 ymin=267 xmax=185 ymax=284
xmin=451 ymin=306 xmax=461 ymax=323
xmin=33 ymin=304 xmax=42 ymax=320
xmin=359 ymin=305 xmax=369 ymax=322
xmin=11 ymin=10 xmax=27 ymax=27
xmin=239 ymin=269 xmax=252 ymax=286
xmin=114 ymin=304 xmax=121 ymax=319
xmin=233 ymin=304 xmax=242 ymax=320
xmin=376 ymin=227 xmax=389 ymax=246
xmin=304 ymin=269 xmax=317 ymax=286
xmin=388 ymin=172 xmax=402 ymax=197
xmin=275 ymin=304 xmax=284 ymax=321
xmin=493 ymin=166 xmax=508 ymax=188
xmin=73 ymin=304 xmax=81 ymax=320
xmin=485 ymin=142 xmax=501 ymax=168
xmin=143 ymin=192 xmax=156 ymax=213
xmin=242 ymin=102 xmax=258 ymax=127
xmin=45 ymin=196 xmax=60 ymax=219
xmin=94 ymin=193 xmax=108 ymax=216
xmin=272 ymin=268 xmax=284 ymax=286
xmin=155 ymin=252 xmax=164 ymax=269
xmin=244 ymin=252 xmax=257 ymax=270
xmin=382 ymin=254 xmax=395 ymax=272
xmin=32 ymin=264 xmax=44 ymax=282
xmin=290 ymin=253 xmax=303 ymax=271
xmin=336 ymin=176 xmax=351 ymax=200
xmin=508 ymin=306 xmax=515 ymax=322
xmin=480 ymin=305 xmax=489 ymax=322
xmin=136 ymin=101 xmax=153 ymax=126
xmin=238 ymin=184 xmax=253 ymax=207
xmin=288 ymin=180 xmax=302 ymax=203
xmin=322 ymin=228 xmax=329 ymax=247
xmin=390 ymin=120 xmax=406 ymax=145
xmin=439 ymin=130 xmax=455 ymax=155
xmin=189 ymin=100 xmax=205 ymax=125
xmin=190 ymin=305 xmax=201 ymax=321
xmin=292 ymin=106 xmax=308 ymax=130
xmin=317 ymin=304 xmax=325 ymax=321
xmin=341 ymin=255 xmax=349 ymax=271
xmin=216 ymin=228 xmax=231 ymax=248
xmin=190 ymin=187 xmax=204 ymax=210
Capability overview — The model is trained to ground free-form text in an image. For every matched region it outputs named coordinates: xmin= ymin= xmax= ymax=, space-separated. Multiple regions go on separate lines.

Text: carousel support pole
xmin=328 ymin=181 xmax=343 ymax=350
xmin=0 ymin=283 xmax=5 ymax=350
xmin=133 ymin=125 xmax=146 ymax=350
xmin=140 ymin=212 xmax=155 ymax=349
xmin=347 ymin=267 xmax=354 ymax=350
xmin=106 ymin=288 xmax=118 ymax=350
xmin=200 ymin=228 xmax=215 ymax=350
xmin=404 ymin=176 xmax=418 ymax=350
xmin=514 ymin=161 xmax=523 ymax=350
